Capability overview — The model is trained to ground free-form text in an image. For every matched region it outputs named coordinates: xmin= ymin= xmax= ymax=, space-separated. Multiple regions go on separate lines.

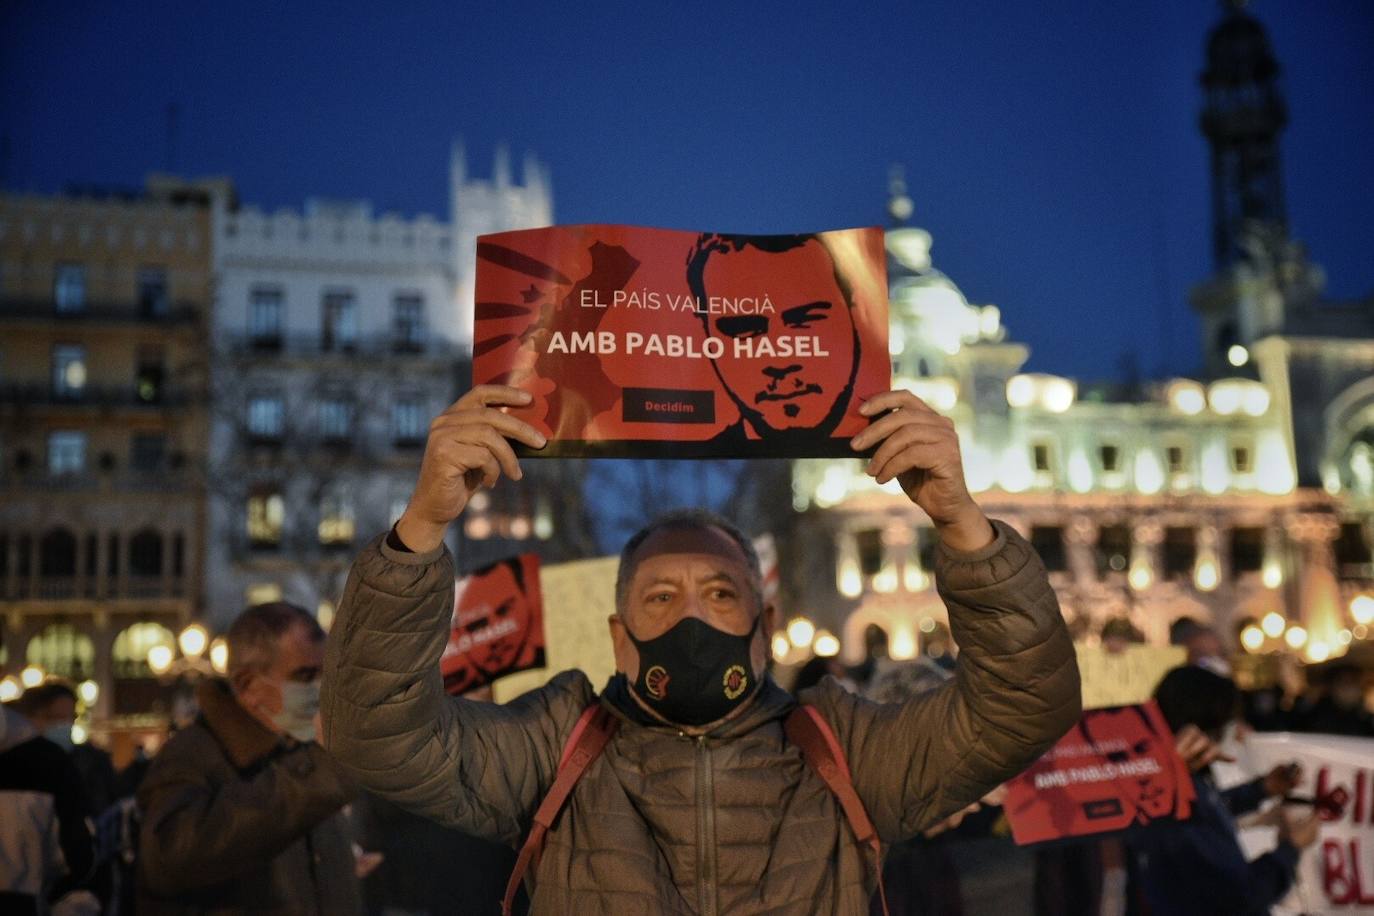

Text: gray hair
xmin=226 ymin=601 xmax=324 ymax=678
xmin=614 ymin=509 xmax=764 ymax=615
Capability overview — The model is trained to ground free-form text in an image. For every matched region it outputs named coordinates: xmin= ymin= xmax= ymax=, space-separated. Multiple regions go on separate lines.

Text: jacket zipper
xmin=696 ymin=735 xmax=717 ymax=916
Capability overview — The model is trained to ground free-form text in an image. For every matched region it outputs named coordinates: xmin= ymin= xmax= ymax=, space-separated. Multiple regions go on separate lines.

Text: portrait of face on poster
xmin=1003 ymin=702 xmax=1197 ymax=846
xmin=472 ymin=224 xmax=891 ymax=458
xmin=441 ymin=554 xmax=546 ymax=695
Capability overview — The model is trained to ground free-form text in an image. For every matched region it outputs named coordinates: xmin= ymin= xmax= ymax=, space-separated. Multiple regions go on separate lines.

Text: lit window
xmin=319 ymin=399 xmax=354 ymax=440
xmin=322 ymin=291 xmax=357 ymax=352
xmin=392 ymin=399 xmax=425 ymax=444
xmin=392 ymin=294 xmax=426 ymax=352
xmin=318 ymin=490 xmax=355 ymax=546
xmin=250 ymin=287 xmax=284 ymax=346
xmin=247 ymin=396 xmax=284 ymax=440
xmin=247 ymin=489 xmax=285 ymax=547
xmin=54 ymin=264 xmax=86 ymax=313
xmin=48 ymin=431 xmax=86 ymax=475
xmin=52 ymin=344 xmax=87 ymax=398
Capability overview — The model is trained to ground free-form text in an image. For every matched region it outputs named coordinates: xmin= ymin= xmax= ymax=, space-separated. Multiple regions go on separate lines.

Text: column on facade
xmin=91 ymin=610 xmax=115 ymax=728
xmin=1284 ymin=513 xmax=1343 ymax=654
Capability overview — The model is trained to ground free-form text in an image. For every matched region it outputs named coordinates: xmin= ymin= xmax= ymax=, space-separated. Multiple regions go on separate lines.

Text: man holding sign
xmin=321 ymin=382 xmax=1080 ymax=914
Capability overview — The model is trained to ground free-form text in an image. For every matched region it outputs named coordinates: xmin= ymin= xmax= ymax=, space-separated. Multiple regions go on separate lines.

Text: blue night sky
xmin=3 ymin=1 xmax=1372 ymax=382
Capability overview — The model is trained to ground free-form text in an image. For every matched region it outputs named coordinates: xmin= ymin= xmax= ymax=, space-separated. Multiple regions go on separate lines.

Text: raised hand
xmin=849 ymin=389 xmax=993 ymax=552
xmin=395 ymin=385 xmax=546 ymax=553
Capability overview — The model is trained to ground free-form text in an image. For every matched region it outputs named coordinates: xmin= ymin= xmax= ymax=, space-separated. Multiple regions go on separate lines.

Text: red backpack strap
xmin=501 ymin=703 xmax=617 ymax=916
xmin=786 ymin=704 xmax=889 ymax=916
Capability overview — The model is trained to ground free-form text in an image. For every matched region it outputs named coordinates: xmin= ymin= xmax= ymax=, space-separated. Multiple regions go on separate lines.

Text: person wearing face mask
xmin=321 ymin=384 xmax=1082 ymax=915
xmin=136 ymin=602 xmax=362 ymax=915
xmin=15 ymin=682 xmax=119 ymax=819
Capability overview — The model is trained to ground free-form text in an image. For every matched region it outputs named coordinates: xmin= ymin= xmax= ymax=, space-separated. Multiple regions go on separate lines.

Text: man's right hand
xmin=395 ymin=385 xmax=546 ymax=553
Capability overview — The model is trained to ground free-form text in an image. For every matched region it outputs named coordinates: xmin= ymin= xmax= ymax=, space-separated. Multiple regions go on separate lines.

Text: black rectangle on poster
xmin=622 ymin=387 xmax=716 ymax=424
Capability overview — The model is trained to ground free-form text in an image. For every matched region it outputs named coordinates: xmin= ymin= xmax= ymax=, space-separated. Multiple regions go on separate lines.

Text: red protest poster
xmin=1003 ymin=702 xmax=1197 ymax=846
xmin=472 ymin=224 xmax=890 ymax=458
xmin=441 ymin=554 xmax=545 ymax=695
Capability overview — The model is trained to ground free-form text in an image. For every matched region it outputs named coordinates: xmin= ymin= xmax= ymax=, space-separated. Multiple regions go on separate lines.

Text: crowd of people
xmin=3 ymin=381 xmax=1371 ymax=915
xmin=4 ymin=604 xmax=1370 ymax=915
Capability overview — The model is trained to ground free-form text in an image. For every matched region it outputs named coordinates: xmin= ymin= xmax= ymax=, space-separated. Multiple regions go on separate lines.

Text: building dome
xmin=884 ymin=168 xmax=999 ymax=365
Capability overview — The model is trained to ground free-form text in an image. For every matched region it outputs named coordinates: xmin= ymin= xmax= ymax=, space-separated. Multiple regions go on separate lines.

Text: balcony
xmin=0 ymin=383 xmax=193 ymax=411
xmin=221 ymin=332 xmax=462 ymax=361
xmin=2 ymin=574 xmax=187 ymax=603
xmin=0 ymin=469 xmax=198 ymax=495
xmin=0 ymin=298 xmax=201 ymax=325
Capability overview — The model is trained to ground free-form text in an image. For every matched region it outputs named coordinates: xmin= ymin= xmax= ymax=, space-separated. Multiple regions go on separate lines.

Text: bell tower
xmin=1200 ymin=0 xmax=1288 ymax=270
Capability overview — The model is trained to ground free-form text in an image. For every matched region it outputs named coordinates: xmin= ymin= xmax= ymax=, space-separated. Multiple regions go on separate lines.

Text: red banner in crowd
xmin=441 ymin=554 xmax=546 ymax=696
xmin=1003 ymin=702 xmax=1197 ymax=845
xmin=472 ymin=224 xmax=890 ymax=458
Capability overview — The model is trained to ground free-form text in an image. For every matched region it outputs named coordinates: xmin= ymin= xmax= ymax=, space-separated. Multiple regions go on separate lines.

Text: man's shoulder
xmin=0 ymin=734 xmax=75 ymax=794
xmin=140 ymin=721 xmax=232 ymax=786
xmin=505 ymin=669 xmax=597 ymax=715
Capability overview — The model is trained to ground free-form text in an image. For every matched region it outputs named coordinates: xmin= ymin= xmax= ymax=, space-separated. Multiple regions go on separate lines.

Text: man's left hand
xmin=1263 ymin=762 xmax=1303 ymax=798
xmin=850 ymin=389 xmax=993 ymax=552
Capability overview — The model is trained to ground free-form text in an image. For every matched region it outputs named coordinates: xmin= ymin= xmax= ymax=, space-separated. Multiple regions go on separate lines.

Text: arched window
xmin=129 ymin=529 xmax=163 ymax=577
xmin=112 ymin=622 xmax=175 ymax=679
xmin=26 ymin=623 xmax=95 ymax=680
xmin=39 ymin=528 xmax=77 ymax=577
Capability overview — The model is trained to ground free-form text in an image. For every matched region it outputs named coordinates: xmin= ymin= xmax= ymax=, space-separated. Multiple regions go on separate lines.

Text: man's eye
xmin=709 ymin=588 xmax=737 ymax=601
xmin=716 ymin=316 xmax=768 ymax=339
xmin=647 ymin=593 xmax=673 ymax=604
xmin=782 ymin=302 xmax=831 ymax=328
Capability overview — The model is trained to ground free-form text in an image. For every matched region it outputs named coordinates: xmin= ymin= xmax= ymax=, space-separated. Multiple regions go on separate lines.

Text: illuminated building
xmin=787 ymin=6 xmax=1373 ymax=665
xmin=204 ymin=145 xmax=576 ymax=628
xmin=0 ymin=176 xmax=224 ymax=751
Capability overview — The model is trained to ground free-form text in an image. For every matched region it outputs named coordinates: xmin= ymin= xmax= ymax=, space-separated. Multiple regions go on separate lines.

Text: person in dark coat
xmin=1128 ymin=666 xmax=1319 ymax=916
xmin=136 ymin=602 xmax=361 ymax=915
xmin=1 ymin=703 xmax=95 ymax=915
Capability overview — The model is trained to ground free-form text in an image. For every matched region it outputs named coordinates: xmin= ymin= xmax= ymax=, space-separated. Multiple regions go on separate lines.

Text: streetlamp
xmin=148 ymin=623 xmax=226 ymax=679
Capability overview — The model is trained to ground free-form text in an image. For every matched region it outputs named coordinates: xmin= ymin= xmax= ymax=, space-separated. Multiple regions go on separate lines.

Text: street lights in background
xmin=1238 ymin=593 xmax=1374 ymax=663
xmin=771 ymin=615 xmax=841 ymax=665
xmin=147 ymin=623 xmax=228 ymax=680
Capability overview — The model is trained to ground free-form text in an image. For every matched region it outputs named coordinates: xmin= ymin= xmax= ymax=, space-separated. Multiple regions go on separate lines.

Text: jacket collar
xmin=600 ymin=671 xmax=795 ymax=739
xmin=197 ymin=678 xmax=283 ymax=769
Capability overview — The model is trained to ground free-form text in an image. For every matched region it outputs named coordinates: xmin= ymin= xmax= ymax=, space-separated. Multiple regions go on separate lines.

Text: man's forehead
xmin=627 ymin=526 xmax=750 ymax=578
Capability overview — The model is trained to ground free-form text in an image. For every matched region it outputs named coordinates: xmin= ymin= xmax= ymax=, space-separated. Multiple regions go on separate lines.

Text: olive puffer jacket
xmin=321 ymin=519 xmax=1080 ymax=915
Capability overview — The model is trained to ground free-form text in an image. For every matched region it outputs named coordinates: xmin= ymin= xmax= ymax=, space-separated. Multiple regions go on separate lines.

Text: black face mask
xmin=627 ymin=616 xmax=761 ymax=727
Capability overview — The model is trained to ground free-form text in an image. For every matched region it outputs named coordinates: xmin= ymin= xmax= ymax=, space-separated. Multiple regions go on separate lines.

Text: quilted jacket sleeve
xmin=801 ymin=519 xmax=1080 ymax=843
xmin=320 ymin=534 xmax=595 ymax=846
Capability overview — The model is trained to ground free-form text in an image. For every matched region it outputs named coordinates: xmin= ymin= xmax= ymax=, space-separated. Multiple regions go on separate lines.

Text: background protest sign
xmin=441 ymin=554 xmax=546 ymax=695
xmin=1003 ymin=702 xmax=1196 ymax=845
xmin=473 ymin=224 xmax=890 ymax=458
xmin=1229 ymin=732 xmax=1374 ymax=914
xmin=1075 ymin=645 xmax=1186 ymax=710
xmin=491 ymin=555 xmax=618 ymax=703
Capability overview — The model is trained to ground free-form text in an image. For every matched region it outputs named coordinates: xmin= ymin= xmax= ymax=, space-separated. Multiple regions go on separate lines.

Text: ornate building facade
xmin=0 ymin=176 xmax=225 ymax=745
xmin=784 ymin=5 xmax=1374 ymax=668
xmin=204 ymin=145 xmax=587 ymax=631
